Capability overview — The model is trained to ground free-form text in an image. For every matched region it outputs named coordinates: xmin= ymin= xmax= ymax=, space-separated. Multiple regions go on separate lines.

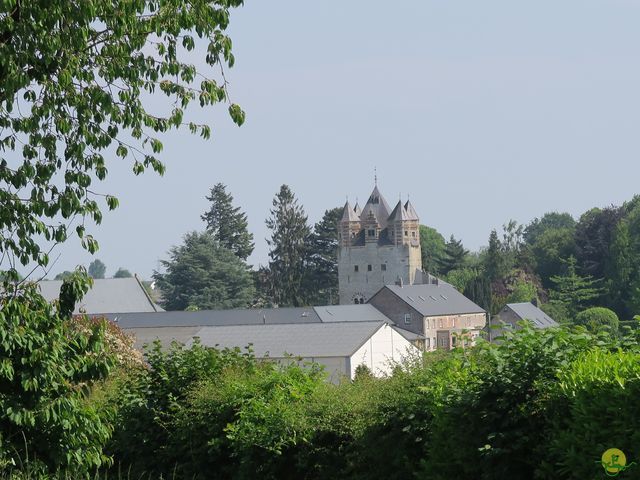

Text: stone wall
xmin=338 ymin=242 xmax=422 ymax=304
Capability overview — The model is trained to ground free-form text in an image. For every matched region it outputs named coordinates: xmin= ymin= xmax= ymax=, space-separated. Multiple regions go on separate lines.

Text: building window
xmin=411 ymin=231 xmax=416 ymax=237
xmin=367 ymin=264 xmax=372 ymax=271
xmin=404 ymin=230 xmax=408 ymax=236
xmin=425 ymin=338 xmax=430 ymax=349
xmin=452 ymin=336 xmax=457 ymax=347
xmin=368 ymin=229 xmax=375 ymax=237
xmin=404 ymin=313 xmax=411 ymax=325
xmin=381 ymin=264 xmax=387 ymax=271
xmin=354 ymin=265 xmax=359 ymax=272
xmin=438 ymin=319 xmax=443 ymax=328
xmin=452 ymin=318 xmax=456 ymax=327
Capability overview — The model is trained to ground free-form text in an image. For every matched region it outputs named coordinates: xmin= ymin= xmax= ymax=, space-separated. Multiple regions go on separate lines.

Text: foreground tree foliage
xmin=0 ymin=0 xmax=244 ymax=276
xmin=0 ymin=277 xmax=115 ymax=475
xmin=0 ymin=0 xmax=245 ymax=476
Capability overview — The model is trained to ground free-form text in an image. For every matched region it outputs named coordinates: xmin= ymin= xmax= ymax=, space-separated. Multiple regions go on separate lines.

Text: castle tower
xmin=337 ymin=185 xmax=423 ymax=304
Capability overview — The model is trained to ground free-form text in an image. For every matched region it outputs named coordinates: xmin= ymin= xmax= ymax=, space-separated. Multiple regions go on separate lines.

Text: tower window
xmin=404 ymin=231 xmax=408 ymax=236
xmin=381 ymin=264 xmax=387 ymax=271
xmin=367 ymin=264 xmax=372 ymax=271
xmin=411 ymin=231 xmax=416 ymax=237
xmin=354 ymin=265 xmax=359 ymax=272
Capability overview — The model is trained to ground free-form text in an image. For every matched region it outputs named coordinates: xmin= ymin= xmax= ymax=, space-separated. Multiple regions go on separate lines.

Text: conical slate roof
xmin=388 ymin=200 xmax=411 ymax=222
xmin=404 ymin=200 xmax=419 ymax=221
xmin=360 ymin=185 xmax=391 ymax=228
xmin=354 ymin=202 xmax=362 ymax=217
xmin=340 ymin=201 xmax=360 ymax=222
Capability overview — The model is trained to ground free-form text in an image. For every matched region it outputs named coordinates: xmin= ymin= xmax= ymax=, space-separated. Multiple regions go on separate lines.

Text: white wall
xmin=349 ymin=323 xmax=419 ymax=378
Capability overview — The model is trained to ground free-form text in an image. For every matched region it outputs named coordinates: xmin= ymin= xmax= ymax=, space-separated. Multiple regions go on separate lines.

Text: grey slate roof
xmin=185 ymin=321 xmax=386 ymax=358
xmin=361 ymin=185 xmax=391 ymax=228
xmin=392 ymin=326 xmax=425 ymax=342
xmin=125 ymin=321 xmax=389 ymax=358
xmin=38 ymin=277 xmax=162 ymax=314
xmin=313 ymin=304 xmax=390 ymax=323
xmin=388 ymin=200 xmax=411 ymax=222
xmin=404 ymin=200 xmax=419 ymax=221
xmin=105 ymin=307 xmax=321 ymax=329
xmin=380 ymin=284 xmax=485 ymax=317
xmin=340 ymin=201 xmax=360 ymax=222
xmin=505 ymin=302 xmax=558 ymax=329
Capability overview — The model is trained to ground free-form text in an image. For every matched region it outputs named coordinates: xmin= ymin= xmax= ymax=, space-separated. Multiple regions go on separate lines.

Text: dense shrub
xmin=575 ymin=306 xmax=620 ymax=336
xmin=80 ymin=322 xmax=640 ymax=479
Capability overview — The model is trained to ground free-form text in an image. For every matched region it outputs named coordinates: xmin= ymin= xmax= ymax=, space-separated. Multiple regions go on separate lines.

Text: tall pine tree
xmin=306 ymin=207 xmax=342 ymax=305
xmin=265 ymin=185 xmax=311 ymax=307
xmin=440 ymin=235 xmax=468 ymax=275
xmin=484 ymin=229 xmax=503 ymax=282
xmin=201 ymin=183 xmax=254 ymax=260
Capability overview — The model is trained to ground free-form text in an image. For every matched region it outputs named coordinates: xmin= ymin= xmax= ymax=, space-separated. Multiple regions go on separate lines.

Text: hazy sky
xmin=50 ymin=0 xmax=640 ymax=279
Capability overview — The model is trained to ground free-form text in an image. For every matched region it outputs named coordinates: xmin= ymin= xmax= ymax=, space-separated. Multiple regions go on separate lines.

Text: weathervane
xmin=374 ymin=166 xmax=377 ymax=186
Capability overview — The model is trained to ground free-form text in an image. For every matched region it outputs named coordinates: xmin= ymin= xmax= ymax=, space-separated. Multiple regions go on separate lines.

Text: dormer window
xmin=368 ymin=229 xmax=375 ymax=237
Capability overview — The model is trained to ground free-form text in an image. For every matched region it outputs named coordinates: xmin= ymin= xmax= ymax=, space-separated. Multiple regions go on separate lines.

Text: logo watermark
xmin=600 ymin=448 xmax=636 ymax=477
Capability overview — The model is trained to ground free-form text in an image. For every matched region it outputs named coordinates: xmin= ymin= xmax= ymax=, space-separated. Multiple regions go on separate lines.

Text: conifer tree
xmin=485 ymin=229 xmax=503 ymax=282
xmin=201 ymin=183 xmax=254 ymax=261
xmin=153 ymin=232 xmax=255 ymax=311
xmin=306 ymin=207 xmax=342 ymax=305
xmin=265 ymin=185 xmax=311 ymax=307
xmin=440 ymin=235 xmax=468 ymax=275
xmin=548 ymin=256 xmax=602 ymax=320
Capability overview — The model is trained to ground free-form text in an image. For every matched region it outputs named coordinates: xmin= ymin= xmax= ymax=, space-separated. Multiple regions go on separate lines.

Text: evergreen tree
xmin=153 ymin=232 xmax=255 ymax=311
xmin=88 ymin=259 xmax=106 ymax=279
xmin=306 ymin=207 xmax=342 ymax=305
xmin=548 ymin=256 xmax=603 ymax=320
xmin=484 ymin=229 xmax=503 ymax=282
xmin=265 ymin=185 xmax=311 ymax=307
xmin=463 ymin=274 xmax=492 ymax=312
xmin=440 ymin=235 xmax=468 ymax=275
xmin=201 ymin=183 xmax=254 ymax=260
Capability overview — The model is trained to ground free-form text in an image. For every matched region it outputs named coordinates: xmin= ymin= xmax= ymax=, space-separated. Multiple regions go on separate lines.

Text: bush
xmin=0 ymin=280 xmax=115 ymax=477
xmin=99 ymin=324 xmax=640 ymax=480
xmin=575 ymin=307 xmax=619 ymax=336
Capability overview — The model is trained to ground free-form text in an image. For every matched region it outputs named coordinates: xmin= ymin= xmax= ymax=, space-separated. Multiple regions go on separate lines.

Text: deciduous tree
xmin=88 ymin=259 xmax=107 ymax=279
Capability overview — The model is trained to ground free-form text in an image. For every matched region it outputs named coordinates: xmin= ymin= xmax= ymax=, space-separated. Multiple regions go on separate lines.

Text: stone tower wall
xmin=338 ymin=241 xmax=422 ymax=304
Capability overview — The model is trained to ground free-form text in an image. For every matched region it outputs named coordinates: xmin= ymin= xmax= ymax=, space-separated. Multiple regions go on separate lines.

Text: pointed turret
xmin=360 ymin=185 xmax=391 ymax=228
xmin=388 ymin=200 xmax=411 ymax=222
xmin=404 ymin=200 xmax=419 ymax=221
xmin=354 ymin=201 xmax=362 ymax=217
xmin=340 ymin=201 xmax=360 ymax=222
